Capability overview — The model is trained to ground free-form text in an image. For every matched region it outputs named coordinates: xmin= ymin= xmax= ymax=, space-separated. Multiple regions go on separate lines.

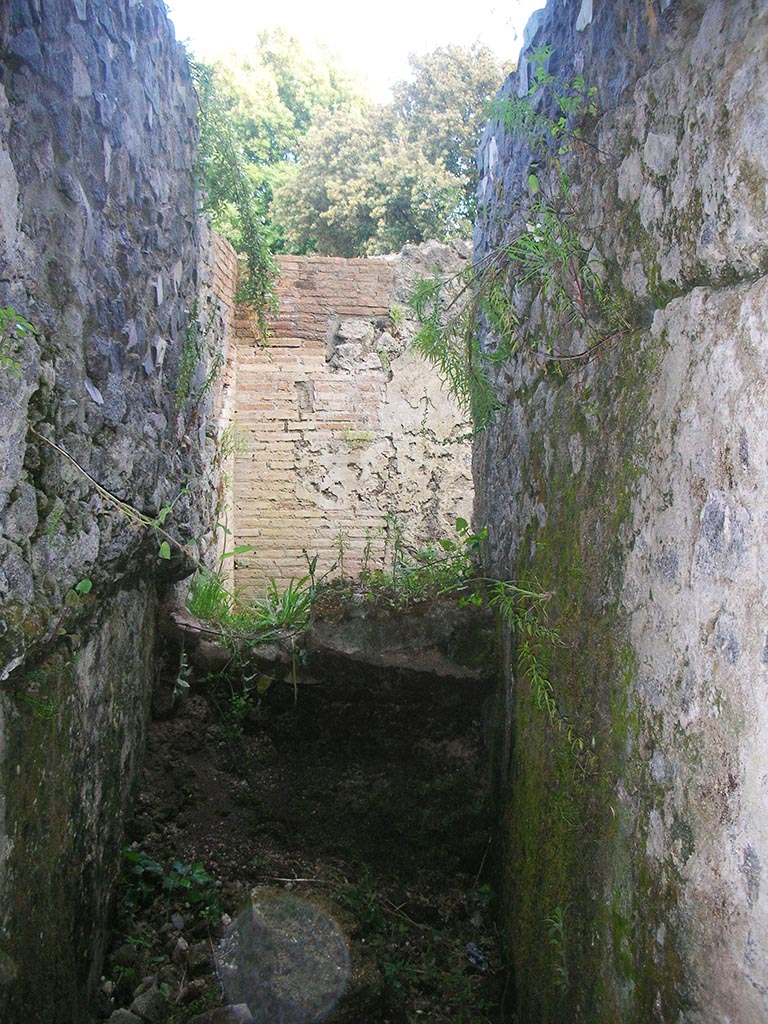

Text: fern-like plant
xmin=409 ymin=251 xmax=516 ymax=427
xmin=409 ymin=49 xmax=630 ymax=431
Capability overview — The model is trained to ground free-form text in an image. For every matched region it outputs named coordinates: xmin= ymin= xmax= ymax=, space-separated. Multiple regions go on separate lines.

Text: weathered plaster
xmin=231 ymin=243 xmax=474 ymax=596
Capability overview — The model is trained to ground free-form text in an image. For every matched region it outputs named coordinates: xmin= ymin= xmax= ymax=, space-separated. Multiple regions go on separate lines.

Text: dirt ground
xmin=97 ymin=651 xmax=506 ymax=1023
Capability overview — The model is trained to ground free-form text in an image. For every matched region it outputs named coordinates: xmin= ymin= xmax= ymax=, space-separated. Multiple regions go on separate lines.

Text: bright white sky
xmin=166 ymin=0 xmax=544 ymax=102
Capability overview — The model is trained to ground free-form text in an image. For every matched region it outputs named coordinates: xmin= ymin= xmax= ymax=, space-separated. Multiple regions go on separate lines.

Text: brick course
xmin=227 ymin=247 xmax=473 ymax=597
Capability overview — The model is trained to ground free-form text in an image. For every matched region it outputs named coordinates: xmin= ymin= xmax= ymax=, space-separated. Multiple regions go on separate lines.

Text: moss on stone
xmin=0 ymin=586 xmax=157 ymax=1021
xmin=489 ymin=316 xmax=697 ymax=1020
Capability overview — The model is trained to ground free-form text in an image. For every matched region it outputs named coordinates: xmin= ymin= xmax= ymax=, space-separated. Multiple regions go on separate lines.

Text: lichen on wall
xmin=0 ymin=586 xmax=158 ymax=1020
xmin=475 ymin=1 xmax=768 ymax=1020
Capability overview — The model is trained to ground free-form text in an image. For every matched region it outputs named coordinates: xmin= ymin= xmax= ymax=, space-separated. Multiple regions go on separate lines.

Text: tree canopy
xmin=196 ymin=34 xmax=507 ymax=258
xmin=272 ymin=107 xmax=467 ymax=257
xmin=390 ymin=45 xmax=506 ymax=212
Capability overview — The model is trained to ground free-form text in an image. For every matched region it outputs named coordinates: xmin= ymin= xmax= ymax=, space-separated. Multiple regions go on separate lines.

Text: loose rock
xmin=107 ymin=1011 xmax=143 ymax=1024
xmin=129 ymin=984 xmax=166 ymax=1024
xmin=188 ymin=1005 xmax=255 ymax=1024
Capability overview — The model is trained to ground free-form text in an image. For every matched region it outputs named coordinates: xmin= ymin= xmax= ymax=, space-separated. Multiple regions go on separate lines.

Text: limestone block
xmin=474 ymin=1 xmax=768 ymax=1019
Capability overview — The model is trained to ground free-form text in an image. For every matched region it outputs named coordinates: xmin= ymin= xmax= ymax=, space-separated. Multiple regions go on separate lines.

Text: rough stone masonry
xmin=0 ymin=3 xmax=228 ymax=1020
xmin=475 ymin=1 xmax=768 ymax=1021
xmin=0 ymin=4 xmax=475 ymax=1020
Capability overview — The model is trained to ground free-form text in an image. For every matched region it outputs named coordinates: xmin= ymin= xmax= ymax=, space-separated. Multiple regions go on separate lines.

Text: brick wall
xmin=231 ymin=245 xmax=474 ymax=597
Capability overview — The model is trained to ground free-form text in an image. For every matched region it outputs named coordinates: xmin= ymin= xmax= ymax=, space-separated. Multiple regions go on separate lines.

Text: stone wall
xmin=0 ymin=3 xmax=225 ymax=1019
xmin=475 ymin=1 xmax=768 ymax=1021
xmin=199 ymin=224 xmax=240 ymax=589
xmin=232 ymin=243 xmax=474 ymax=596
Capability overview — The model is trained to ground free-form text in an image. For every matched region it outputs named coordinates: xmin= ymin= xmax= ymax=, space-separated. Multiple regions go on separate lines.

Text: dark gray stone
xmin=108 ymin=1011 xmax=143 ymax=1024
xmin=187 ymin=1005 xmax=255 ymax=1024
xmin=8 ymin=28 xmax=42 ymax=70
xmin=0 ymin=1 xmax=226 ymax=1022
xmin=306 ymin=593 xmax=497 ymax=699
xmin=130 ymin=984 xmax=166 ymax=1024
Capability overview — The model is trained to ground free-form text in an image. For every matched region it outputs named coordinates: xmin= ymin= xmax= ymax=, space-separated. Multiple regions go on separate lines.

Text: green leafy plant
xmin=217 ymin=421 xmax=250 ymax=461
xmin=253 ymin=570 xmax=316 ymax=630
xmin=147 ymin=486 xmax=191 ymax=560
xmin=342 ymin=427 xmax=373 ymax=447
xmin=488 ymin=577 xmax=594 ymax=775
xmin=388 ymin=304 xmax=405 ymax=333
xmin=120 ymin=849 xmax=166 ymax=908
xmin=334 ymin=870 xmax=388 ymax=938
xmin=176 ymin=299 xmax=220 ymax=410
xmin=207 ymin=662 xmax=277 ymax=735
xmin=121 ymin=848 xmax=221 ymax=921
xmin=0 ymin=305 xmax=35 ymax=377
xmin=334 ymin=529 xmax=348 ymax=578
xmin=410 ymin=51 xmax=629 ymax=430
xmin=545 ymin=905 xmax=569 ymax=992
xmin=361 ymin=527 xmax=375 ymax=577
xmin=186 ymin=568 xmax=234 ymax=623
xmin=192 ymin=61 xmax=277 ymax=336
xmin=492 ymin=46 xmax=597 ymax=156
xmin=409 ymin=268 xmax=507 ymax=428
xmin=334 ymin=870 xmax=498 ymax=1019
xmin=354 ymin=516 xmax=486 ymax=607
xmin=14 ymin=690 xmax=57 ymax=721
xmin=187 ymin=546 xmax=320 ymax=648
xmin=223 ymin=684 xmax=256 ymax=729
xmin=185 ymin=521 xmax=256 ymax=628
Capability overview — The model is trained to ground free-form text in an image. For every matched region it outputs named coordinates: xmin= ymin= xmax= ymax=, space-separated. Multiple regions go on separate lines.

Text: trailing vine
xmin=409 ymin=47 xmax=631 ymax=431
xmin=175 ymin=298 xmax=221 ymax=412
xmin=29 ymin=428 xmax=194 ymax=564
xmin=489 ymin=577 xmax=594 ymax=776
xmin=192 ymin=62 xmax=277 ymax=338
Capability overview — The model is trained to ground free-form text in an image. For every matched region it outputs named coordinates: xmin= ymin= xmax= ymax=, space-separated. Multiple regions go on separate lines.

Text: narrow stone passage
xmin=99 ymin=626 xmax=503 ymax=1024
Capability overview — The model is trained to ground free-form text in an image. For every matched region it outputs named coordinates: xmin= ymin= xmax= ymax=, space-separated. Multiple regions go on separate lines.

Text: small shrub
xmin=0 ymin=305 xmax=35 ymax=377
xmin=354 ymin=516 xmax=486 ymax=607
xmin=120 ymin=848 xmax=221 ymax=921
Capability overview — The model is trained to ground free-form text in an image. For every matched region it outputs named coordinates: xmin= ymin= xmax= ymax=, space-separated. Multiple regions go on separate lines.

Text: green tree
xmin=210 ymin=30 xmax=365 ymax=164
xmin=193 ymin=62 xmax=276 ymax=329
xmin=274 ymin=107 xmax=465 ymax=256
xmin=202 ymin=31 xmax=367 ymax=251
xmin=273 ymin=108 xmax=377 ymax=256
xmin=196 ymin=39 xmax=505 ymax=257
xmin=391 ymin=44 xmax=508 ymax=219
xmin=274 ymin=45 xmax=505 ymax=255
xmin=366 ymin=143 xmax=466 ymax=254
